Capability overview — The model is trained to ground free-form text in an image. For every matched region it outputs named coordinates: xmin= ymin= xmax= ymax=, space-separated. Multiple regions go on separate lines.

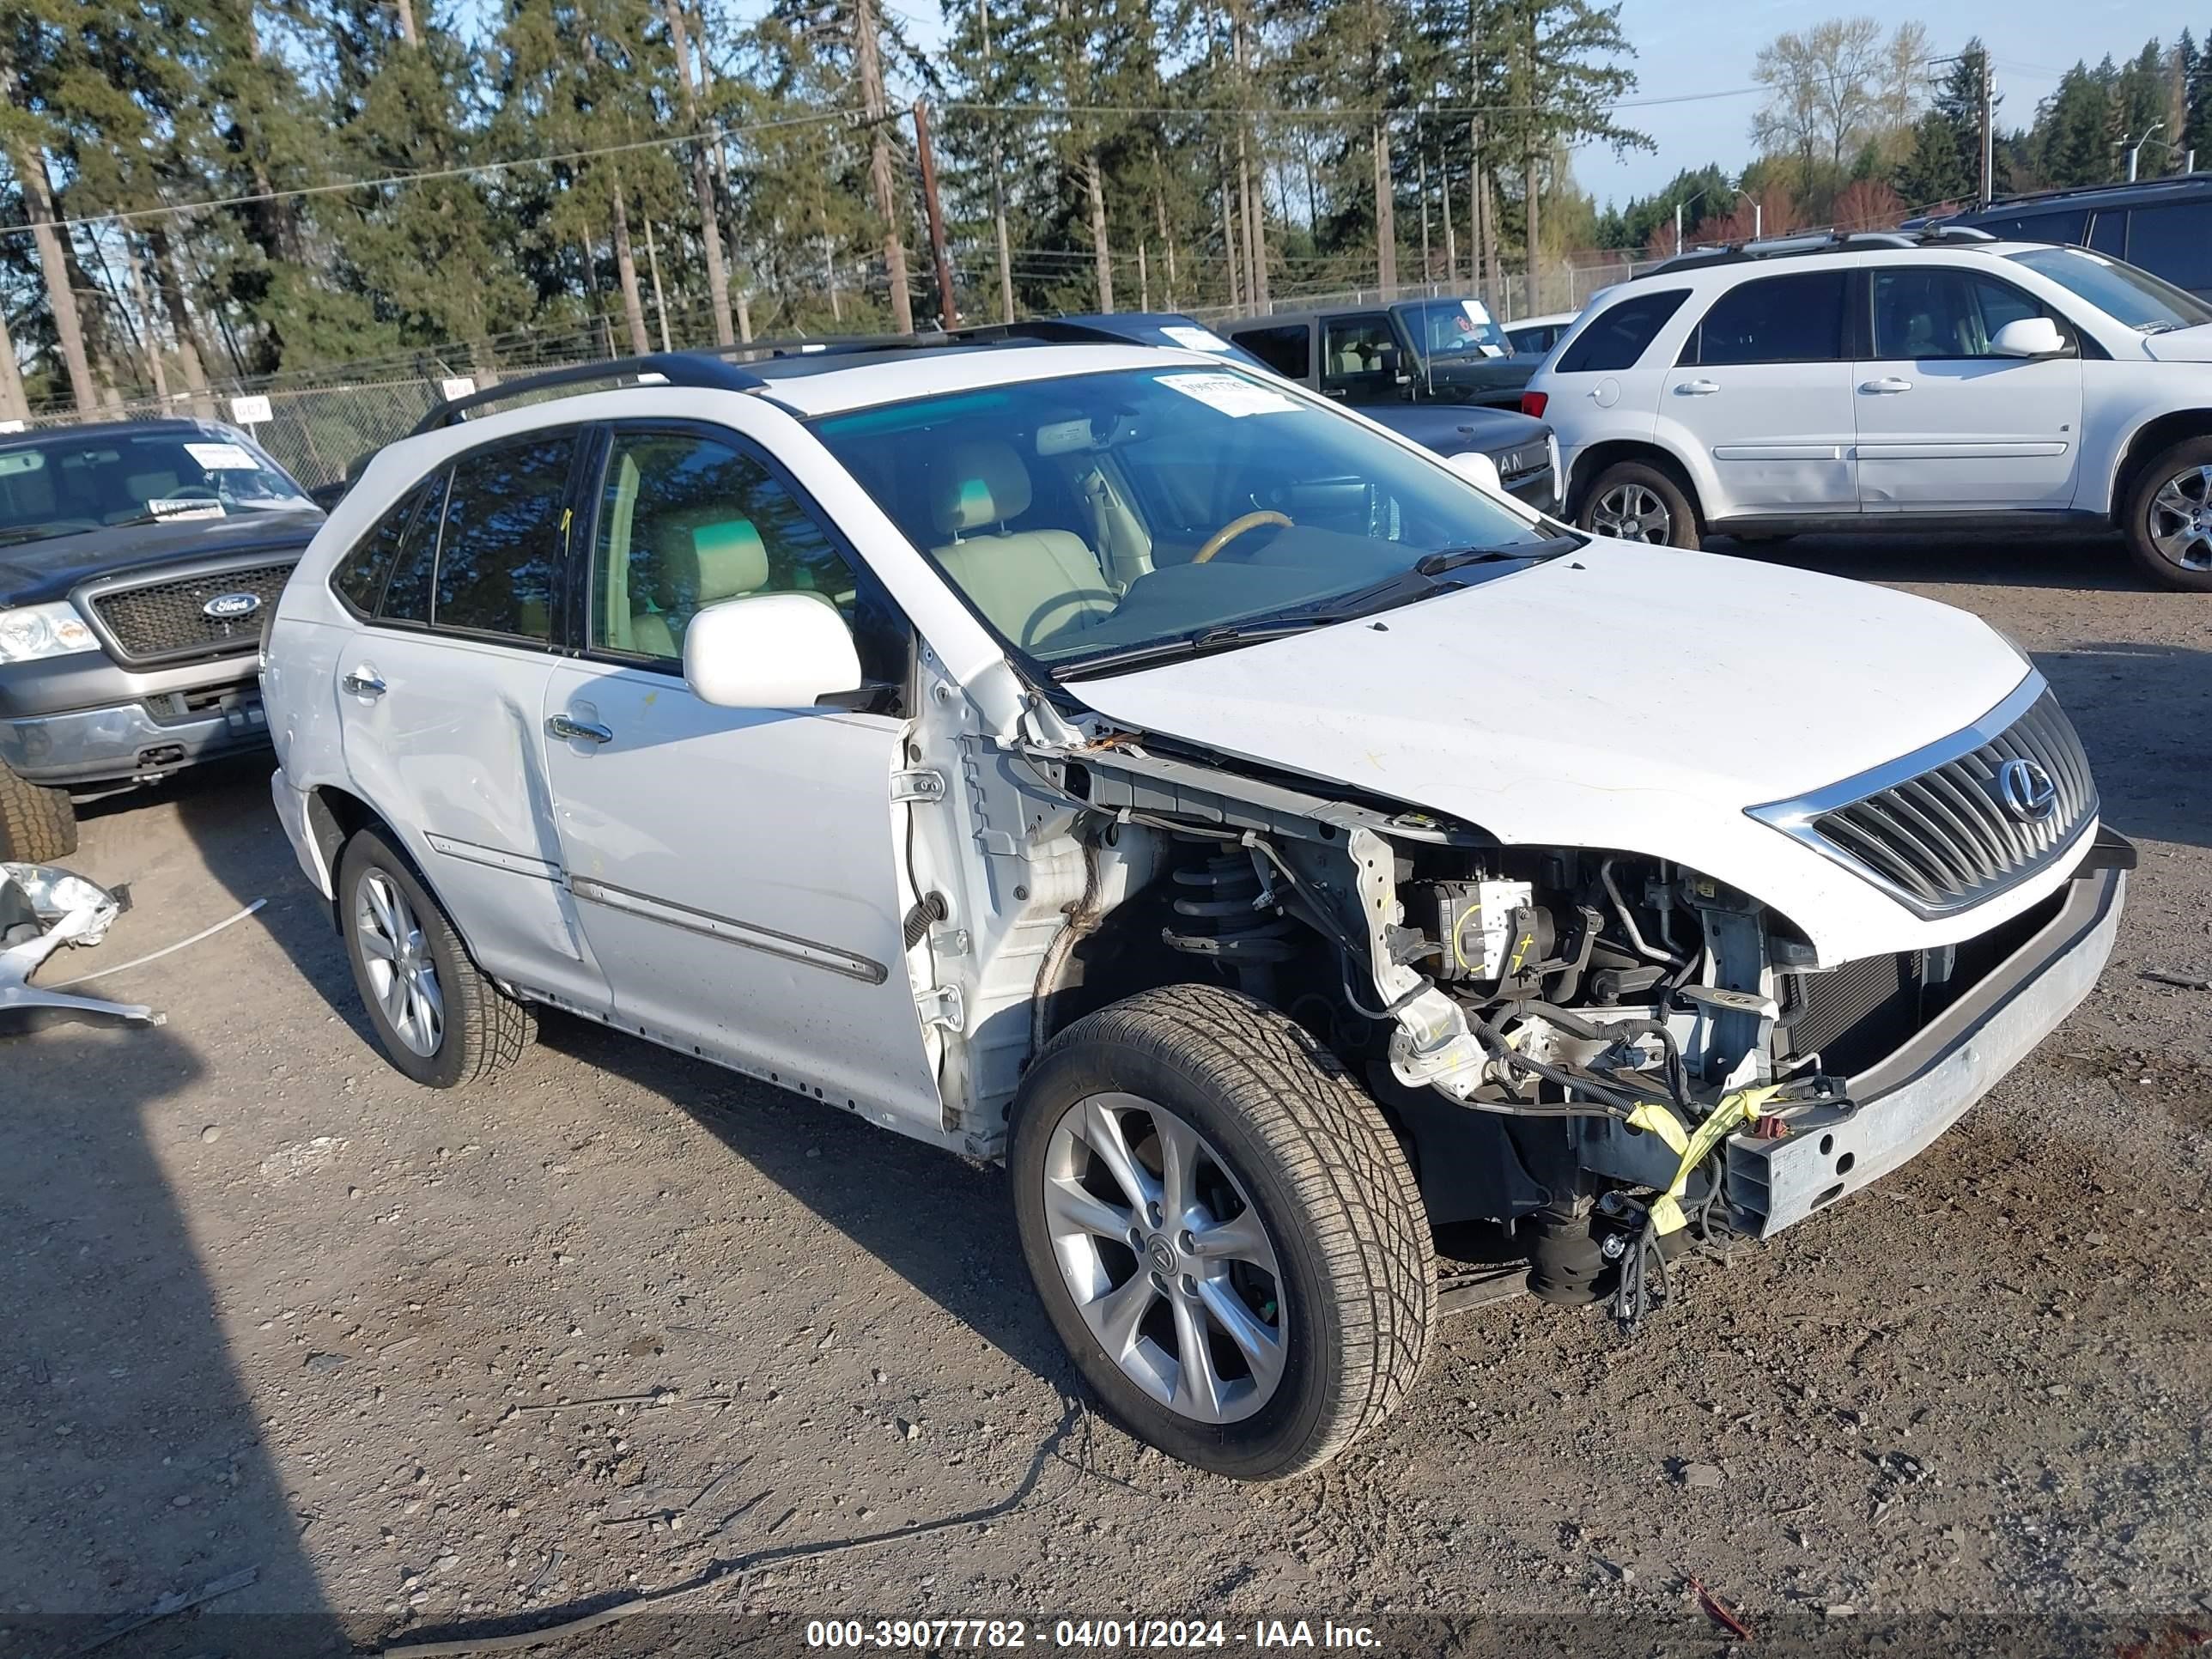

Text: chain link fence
xmin=12 ymin=252 xmax=1657 ymax=489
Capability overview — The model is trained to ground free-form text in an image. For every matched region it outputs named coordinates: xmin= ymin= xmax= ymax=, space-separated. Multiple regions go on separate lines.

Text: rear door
xmin=331 ymin=429 xmax=611 ymax=1012
xmin=1851 ymin=264 xmax=2084 ymax=511
xmin=537 ymin=420 xmax=944 ymax=1133
xmin=1662 ymin=269 xmax=1858 ymax=516
xmin=1318 ymin=313 xmax=1401 ymax=404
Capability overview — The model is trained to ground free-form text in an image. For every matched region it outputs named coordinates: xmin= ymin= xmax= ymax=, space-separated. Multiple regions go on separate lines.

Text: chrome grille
xmin=88 ymin=560 xmax=297 ymax=663
xmin=1750 ymin=678 xmax=2096 ymax=918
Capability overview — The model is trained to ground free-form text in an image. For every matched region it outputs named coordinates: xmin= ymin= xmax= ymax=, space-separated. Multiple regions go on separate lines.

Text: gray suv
xmin=0 ymin=418 xmax=322 ymax=860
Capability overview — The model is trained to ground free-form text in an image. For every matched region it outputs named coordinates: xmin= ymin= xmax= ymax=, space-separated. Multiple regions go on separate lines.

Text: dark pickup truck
xmin=0 ymin=417 xmax=322 ymax=860
xmin=960 ymin=311 xmax=1557 ymax=510
xmin=1224 ymin=296 xmax=1538 ymax=410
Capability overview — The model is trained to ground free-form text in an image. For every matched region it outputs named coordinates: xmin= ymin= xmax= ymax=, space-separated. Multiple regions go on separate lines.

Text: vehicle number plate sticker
xmin=143 ymin=497 xmax=228 ymax=520
xmin=1158 ymin=372 xmax=1301 ymax=417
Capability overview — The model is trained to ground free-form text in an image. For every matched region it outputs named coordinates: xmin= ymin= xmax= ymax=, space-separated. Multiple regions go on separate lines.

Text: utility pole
xmin=1978 ymin=53 xmax=1995 ymax=207
xmin=979 ymin=0 xmax=1014 ymax=322
xmin=854 ymin=0 xmax=913 ymax=332
xmin=1417 ymin=116 xmax=1432 ymax=284
xmin=643 ymin=217 xmax=672 ymax=352
xmin=913 ymin=100 xmax=958 ymax=331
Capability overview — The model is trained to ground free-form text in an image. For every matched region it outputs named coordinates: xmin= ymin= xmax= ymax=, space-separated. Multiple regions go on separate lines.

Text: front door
xmin=1853 ymin=264 xmax=2086 ymax=512
xmin=1662 ymin=269 xmax=1859 ymax=515
xmin=538 ymin=422 xmax=943 ymax=1131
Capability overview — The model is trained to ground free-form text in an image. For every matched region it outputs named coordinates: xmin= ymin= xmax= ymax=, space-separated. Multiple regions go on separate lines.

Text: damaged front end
xmin=1015 ymin=732 xmax=2130 ymax=1332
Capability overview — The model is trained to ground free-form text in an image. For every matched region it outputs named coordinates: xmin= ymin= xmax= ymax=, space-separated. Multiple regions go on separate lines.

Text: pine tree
xmin=2038 ymin=63 xmax=2114 ymax=187
xmin=2186 ymin=30 xmax=2212 ymax=169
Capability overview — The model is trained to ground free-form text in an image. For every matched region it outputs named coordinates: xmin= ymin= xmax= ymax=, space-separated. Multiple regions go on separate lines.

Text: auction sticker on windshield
xmin=1158 ymin=371 xmax=1301 ymax=417
xmin=184 ymin=441 xmax=261 ymax=471
xmin=144 ymin=498 xmax=228 ymax=520
xmin=1160 ymin=325 xmax=1235 ymax=353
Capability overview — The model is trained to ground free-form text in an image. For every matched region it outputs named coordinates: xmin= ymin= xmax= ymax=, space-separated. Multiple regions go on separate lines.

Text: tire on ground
xmin=337 ymin=825 xmax=534 ymax=1089
xmin=1575 ymin=458 xmax=1704 ymax=549
xmin=1010 ymin=982 xmax=1435 ymax=1480
xmin=0 ymin=763 xmax=78 ymax=865
xmin=2121 ymin=434 xmax=2212 ymax=592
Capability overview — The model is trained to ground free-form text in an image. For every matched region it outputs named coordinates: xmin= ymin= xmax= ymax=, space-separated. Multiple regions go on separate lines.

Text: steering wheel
xmin=1191 ymin=509 xmax=1293 ymax=565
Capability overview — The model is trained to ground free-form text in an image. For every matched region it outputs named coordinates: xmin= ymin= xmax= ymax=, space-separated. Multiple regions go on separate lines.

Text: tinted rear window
xmin=2125 ymin=202 xmax=2212 ymax=294
xmin=433 ymin=434 xmax=576 ymax=641
xmin=1232 ymin=322 xmax=1311 ymax=380
xmin=1977 ymin=209 xmax=2089 ymax=246
xmin=379 ymin=472 xmax=447 ymax=623
xmin=1554 ymin=289 xmax=1690 ymax=374
xmin=1682 ymin=271 xmax=1847 ymax=366
xmin=331 ymin=487 xmax=421 ymax=615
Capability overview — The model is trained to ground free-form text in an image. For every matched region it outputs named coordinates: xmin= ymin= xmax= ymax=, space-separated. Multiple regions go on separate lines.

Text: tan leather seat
xmin=629 ymin=515 xmax=770 ymax=659
xmin=927 ymin=441 xmax=1115 ymax=650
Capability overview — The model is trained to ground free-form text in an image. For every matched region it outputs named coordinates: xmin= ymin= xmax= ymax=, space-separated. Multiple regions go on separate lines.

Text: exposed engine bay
xmin=940 ymin=725 xmax=2100 ymax=1333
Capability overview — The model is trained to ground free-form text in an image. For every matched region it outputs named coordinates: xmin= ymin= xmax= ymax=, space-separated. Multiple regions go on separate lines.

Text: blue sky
xmin=1574 ymin=0 xmax=2203 ymax=204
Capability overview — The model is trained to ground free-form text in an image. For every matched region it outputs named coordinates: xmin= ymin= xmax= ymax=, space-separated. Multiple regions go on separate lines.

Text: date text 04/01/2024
xmin=804 ymin=1619 xmax=1383 ymax=1650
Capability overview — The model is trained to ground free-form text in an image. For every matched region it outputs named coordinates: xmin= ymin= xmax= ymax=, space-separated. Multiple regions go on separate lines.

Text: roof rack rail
xmin=717 ymin=331 xmax=957 ymax=363
xmin=410 ymin=351 xmax=767 ymax=436
xmin=1647 ymin=222 xmax=2000 ymax=275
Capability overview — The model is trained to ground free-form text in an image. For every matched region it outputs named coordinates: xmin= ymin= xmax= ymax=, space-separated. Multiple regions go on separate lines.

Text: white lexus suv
xmin=1523 ymin=227 xmax=2212 ymax=588
xmin=262 ymin=339 xmax=2129 ymax=1480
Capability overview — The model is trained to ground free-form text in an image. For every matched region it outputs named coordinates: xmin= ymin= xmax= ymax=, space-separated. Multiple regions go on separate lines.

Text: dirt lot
xmin=5 ymin=532 xmax=2211 ymax=1659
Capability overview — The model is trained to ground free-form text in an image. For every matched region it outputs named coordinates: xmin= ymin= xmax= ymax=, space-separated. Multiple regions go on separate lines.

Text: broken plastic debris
xmin=0 ymin=861 xmax=155 ymax=1026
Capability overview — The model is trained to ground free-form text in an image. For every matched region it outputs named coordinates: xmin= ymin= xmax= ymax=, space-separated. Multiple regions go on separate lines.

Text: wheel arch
xmin=2109 ymin=409 xmax=2212 ymax=526
xmin=1565 ymin=438 xmax=1707 ymax=525
xmin=312 ymin=784 xmax=483 ymax=968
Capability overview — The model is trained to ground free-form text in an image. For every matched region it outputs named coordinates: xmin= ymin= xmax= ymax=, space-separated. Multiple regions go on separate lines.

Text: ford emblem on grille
xmin=1996 ymin=757 xmax=2059 ymax=823
xmin=202 ymin=592 xmax=263 ymax=621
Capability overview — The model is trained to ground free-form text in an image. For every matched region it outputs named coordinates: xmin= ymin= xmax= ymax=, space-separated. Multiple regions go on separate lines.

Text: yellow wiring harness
xmin=1625 ymin=1084 xmax=1788 ymax=1237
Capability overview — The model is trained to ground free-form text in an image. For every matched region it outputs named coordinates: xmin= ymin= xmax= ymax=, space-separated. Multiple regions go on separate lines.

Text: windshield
xmin=0 ymin=430 xmax=309 ymax=548
xmin=811 ymin=366 xmax=1563 ymax=674
xmin=2006 ymin=246 xmax=2212 ymax=333
xmin=1395 ymin=297 xmax=1514 ymax=361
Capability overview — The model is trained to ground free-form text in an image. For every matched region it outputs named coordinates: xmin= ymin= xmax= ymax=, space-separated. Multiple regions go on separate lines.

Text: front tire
xmin=0 ymin=762 xmax=78 ymax=864
xmin=337 ymin=826 xmax=533 ymax=1088
xmin=1011 ymin=984 xmax=1434 ymax=1480
xmin=2123 ymin=436 xmax=2212 ymax=591
xmin=1576 ymin=459 xmax=1703 ymax=548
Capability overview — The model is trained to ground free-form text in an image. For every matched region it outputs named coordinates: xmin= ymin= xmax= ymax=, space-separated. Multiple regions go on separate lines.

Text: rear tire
xmin=337 ymin=827 xmax=533 ymax=1088
xmin=1576 ymin=459 xmax=1703 ymax=549
xmin=2122 ymin=435 xmax=2212 ymax=591
xmin=0 ymin=763 xmax=78 ymax=865
xmin=1010 ymin=983 xmax=1435 ymax=1480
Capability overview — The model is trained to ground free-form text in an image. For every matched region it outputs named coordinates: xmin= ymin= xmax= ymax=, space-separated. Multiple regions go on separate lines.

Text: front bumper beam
xmin=1726 ymin=843 xmax=2128 ymax=1236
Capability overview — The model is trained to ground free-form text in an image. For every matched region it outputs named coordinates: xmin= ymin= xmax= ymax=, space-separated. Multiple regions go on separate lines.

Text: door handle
xmin=546 ymin=714 xmax=614 ymax=745
xmin=340 ymin=668 xmax=386 ymax=697
xmin=1675 ymin=379 xmax=1721 ymax=395
xmin=1860 ymin=377 xmax=1913 ymax=393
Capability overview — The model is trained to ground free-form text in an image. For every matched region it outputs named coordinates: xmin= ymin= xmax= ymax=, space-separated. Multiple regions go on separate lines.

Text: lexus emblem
xmin=202 ymin=592 xmax=263 ymax=621
xmin=1996 ymin=758 xmax=2059 ymax=823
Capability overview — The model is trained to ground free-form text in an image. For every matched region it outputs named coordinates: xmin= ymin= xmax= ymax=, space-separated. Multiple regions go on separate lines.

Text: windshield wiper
xmin=0 ymin=524 xmax=94 ymax=548
xmin=1056 ymin=538 xmax=1578 ymax=681
xmin=2141 ymin=320 xmax=2183 ymax=335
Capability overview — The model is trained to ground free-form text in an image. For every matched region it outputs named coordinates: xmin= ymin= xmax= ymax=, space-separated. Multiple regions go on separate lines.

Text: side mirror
xmin=1990 ymin=316 xmax=2068 ymax=358
xmin=307 ymin=478 xmax=350 ymax=511
xmin=1376 ymin=344 xmax=1406 ymax=380
xmin=1444 ymin=450 xmax=1502 ymax=495
xmin=682 ymin=592 xmax=863 ymax=710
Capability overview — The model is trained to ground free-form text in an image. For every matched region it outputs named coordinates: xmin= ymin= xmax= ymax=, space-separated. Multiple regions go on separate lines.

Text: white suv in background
xmin=263 ymin=340 xmax=2126 ymax=1480
xmin=1524 ymin=228 xmax=2212 ymax=588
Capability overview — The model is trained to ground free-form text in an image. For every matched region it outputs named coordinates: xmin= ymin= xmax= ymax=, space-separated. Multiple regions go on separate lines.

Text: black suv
xmin=1929 ymin=176 xmax=2212 ymax=299
xmin=0 ymin=418 xmax=323 ymax=860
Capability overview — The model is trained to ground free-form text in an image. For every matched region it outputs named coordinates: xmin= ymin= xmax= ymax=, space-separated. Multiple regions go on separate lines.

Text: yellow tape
xmin=1645 ymin=1084 xmax=1786 ymax=1237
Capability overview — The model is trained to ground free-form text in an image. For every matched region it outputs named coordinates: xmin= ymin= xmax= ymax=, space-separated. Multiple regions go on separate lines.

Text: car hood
xmin=1361 ymin=402 xmax=1549 ymax=458
xmin=1071 ymin=541 xmax=2063 ymax=962
xmin=2140 ymin=324 xmax=2212 ymax=362
xmin=0 ymin=506 xmax=324 ymax=607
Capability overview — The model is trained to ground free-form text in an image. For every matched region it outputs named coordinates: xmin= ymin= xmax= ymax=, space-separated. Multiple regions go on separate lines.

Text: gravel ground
xmin=4 ymin=532 xmax=2210 ymax=1659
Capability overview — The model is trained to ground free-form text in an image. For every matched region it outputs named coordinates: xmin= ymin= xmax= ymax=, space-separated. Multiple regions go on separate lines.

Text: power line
xmin=1 ymin=107 xmax=865 ymax=240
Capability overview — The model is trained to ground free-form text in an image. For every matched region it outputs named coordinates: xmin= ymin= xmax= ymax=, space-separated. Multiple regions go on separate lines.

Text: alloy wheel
xmin=355 ymin=868 xmax=444 ymax=1057
xmin=1039 ymin=1092 xmax=1287 ymax=1425
xmin=2148 ymin=465 xmax=2212 ymax=573
xmin=1590 ymin=482 xmax=1673 ymax=544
